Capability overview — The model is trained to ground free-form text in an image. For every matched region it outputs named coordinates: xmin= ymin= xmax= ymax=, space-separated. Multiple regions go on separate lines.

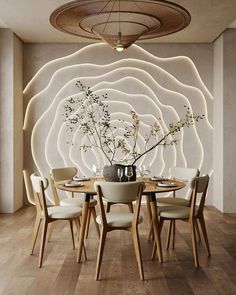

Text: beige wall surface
xmin=22 ymin=42 xmax=213 ymax=205
xmin=213 ymin=35 xmax=224 ymax=212
xmin=1 ymin=29 xmax=235 ymax=212
xmin=0 ymin=29 xmax=23 ymax=213
xmin=223 ymin=29 xmax=236 ymax=212
xmin=0 ymin=29 xmax=14 ymax=212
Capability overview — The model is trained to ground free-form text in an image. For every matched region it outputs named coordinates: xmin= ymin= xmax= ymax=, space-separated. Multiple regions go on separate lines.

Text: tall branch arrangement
xmin=63 ymin=81 xmax=204 ymax=165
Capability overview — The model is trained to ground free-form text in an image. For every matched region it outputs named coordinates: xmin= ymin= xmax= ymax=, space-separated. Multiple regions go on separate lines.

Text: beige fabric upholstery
xmin=50 ymin=167 xmax=77 ymax=182
xmin=157 ymin=197 xmax=190 ymax=207
xmin=60 ymin=197 xmax=97 ymax=207
xmin=170 ymin=167 xmax=199 ymax=197
xmin=169 ymin=167 xmax=200 ymax=183
xmin=159 ymin=206 xmax=198 ymax=219
xmin=29 ymin=173 xmax=86 ymax=268
xmin=156 ymin=167 xmax=200 ymax=206
xmin=96 ymin=212 xmax=142 ymax=228
xmin=155 ymin=175 xmax=210 ymax=268
xmin=31 ymin=174 xmax=49 ymax=193
xmin=94 ymin=181 xmax=144 ymax=203
xmin=48 ymin=206 xmax=82 ymax=219
xmin=190 ymin=175 xmax=209 ymax=192
xmin=94 ymin=181 xmax=145 ymax=280
xmin=103 ymin=197 xmax=132 ymax=204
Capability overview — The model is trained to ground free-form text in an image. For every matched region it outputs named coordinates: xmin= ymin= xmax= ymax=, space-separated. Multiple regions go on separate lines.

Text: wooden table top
xmin=55 ymin=178 xmax=186 ymax=195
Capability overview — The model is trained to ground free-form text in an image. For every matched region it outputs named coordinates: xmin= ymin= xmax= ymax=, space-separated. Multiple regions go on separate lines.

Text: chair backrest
xmin=23 ymin=170 xmax=36 ymax=205
xmin=50 ymin=167 xmax=77 ymax=205
xmin=190 ymin=175 xmax=209 ymax=218
xmin=169 ymin=167 xmax=200 ymax=198
xmin=94 ymin=181 xmax=145 ymax=229
xmin=50 ymin=167 xmax=77 ymax=182
xmin=30 ymin=174 xmax=49 ymax=218
xmin=94 ymin=181 xmax=144 ymax=203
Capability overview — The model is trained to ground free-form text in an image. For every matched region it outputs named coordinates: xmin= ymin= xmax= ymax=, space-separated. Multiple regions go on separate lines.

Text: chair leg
xmin=30 ymin=215 xmax=42 ymax=255
xmin=47 ymin=222 xmax=54 ymax=242
xmin=38 ymin=219 xmax=48 ymax=268
xmin=148 ymin=223 xmax=154 ymax=242
xmin=151 ymin=218 xmax=164 ymax=260
xmin=198 ymin=215 xmax=211 ymax=256
xmin=195 ymin=219 xmax=201 ymax=242
xmin=85 ymin=208 xmax=91 ymax=239
xmin=69 ymin=220 xmax=75 ymax=250
xmin=106 ymin=202 xmax=111 ymax=212
xmin=131 ymin=227 xmax=144 ymax=280
xmin=128 ymin=202 xmax=134 ymax=213
xmin=75 ymin=218 xmax=87 ymax=261
xmin=190 ymin=219 xmax=199 ymax=268
xmin=150 ymin=200 xmax=163 ymax=263
xmin=166 ymin=220 xmax=172 ymax=250
xmin=146 ymin=195 xmax=153 ymax=242
xmin=95 ymin=227 xmax=107 ymax=280
xmin=171 ymin=220 xmax=176 ymax=249
xmin=91 ymin=206 xmax=100 ymax=238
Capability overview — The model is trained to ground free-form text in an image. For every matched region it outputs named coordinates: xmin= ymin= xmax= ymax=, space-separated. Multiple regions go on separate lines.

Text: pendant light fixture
xmin=50 ymin=0 xmax=191 ymax=52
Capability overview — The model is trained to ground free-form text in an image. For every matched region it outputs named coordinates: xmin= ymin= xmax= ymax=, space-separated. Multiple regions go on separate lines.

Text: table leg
xmin=149 ymin=193 xmax=163 ymax=263
xmin=77 ymin=193 xmax=90 ymax=263
xmin=145 ymin=195 xmax=153 ymax=241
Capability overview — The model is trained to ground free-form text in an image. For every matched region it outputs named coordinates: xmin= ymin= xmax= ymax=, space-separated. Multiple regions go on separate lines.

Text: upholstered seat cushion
xmin=156 ymin=197 xmax=190 ymax=207
xmin=60 ymin=197 xmax=97 ymax=207
xmin=103 ymin=197 xmax=133 ymax=204
xmin=159 ymin=206 xmax=198 ymax=219
xmin=48 ymin=206 xmax=82 ymax=219
xmin=96 ymin=213 xmax=143 ymax=228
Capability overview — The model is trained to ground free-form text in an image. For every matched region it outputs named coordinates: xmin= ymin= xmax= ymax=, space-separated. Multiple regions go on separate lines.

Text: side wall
xmin=0 ymin=29 xmax=23 ymax=213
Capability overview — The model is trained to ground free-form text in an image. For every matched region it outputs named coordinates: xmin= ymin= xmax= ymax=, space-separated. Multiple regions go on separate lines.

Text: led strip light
xmin=23 ymin=44 xmax=213 ymax=203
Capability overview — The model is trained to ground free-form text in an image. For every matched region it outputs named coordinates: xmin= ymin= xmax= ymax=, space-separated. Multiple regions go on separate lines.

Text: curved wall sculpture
xmin=23 ymin=43 xmax=213 ymax=203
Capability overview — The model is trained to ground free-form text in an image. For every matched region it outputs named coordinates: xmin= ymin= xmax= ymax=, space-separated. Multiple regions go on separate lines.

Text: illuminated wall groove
xmin=23 ymin=44 xmax=213 ymax=203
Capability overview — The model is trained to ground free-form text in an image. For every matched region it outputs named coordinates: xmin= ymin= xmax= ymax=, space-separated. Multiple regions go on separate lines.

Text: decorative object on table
xmin=157 ymin=181 xmax=177 ymax=187
xmin=138 ymin=165 xmax=150 ymax=178
xmin=73 ymin=176 xmax=90 ymax=181
xmin=103 ymin=164 xmax=136 ymax=182
xmin=64 ymin=181 xmax=84 ymax=187
xmin=63 ymin=81 xmax=204 ymax=181
xmin=50 ymin=0 xmax=191 ymax=52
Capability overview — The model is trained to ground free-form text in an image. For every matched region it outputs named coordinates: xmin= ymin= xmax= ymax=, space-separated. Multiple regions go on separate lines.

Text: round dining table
xmin=55 ymin=177 xmax=185 ymax=263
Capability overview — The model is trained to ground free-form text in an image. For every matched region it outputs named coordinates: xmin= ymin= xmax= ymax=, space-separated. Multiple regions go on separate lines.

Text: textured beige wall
xmin=0 ymin=29 xmax=23 ymax=213
xmin=22 ymin=42 xmax=213 ymax=205
xmin=0 ymin=29 xmax=14 ymax=212
xmin=13 ymin=34 xmax=23 ymax=211
xmin=223 ymin=29 xmax=236 ymax=212
xmin=213 ymin=35 xmax=224 ymax=211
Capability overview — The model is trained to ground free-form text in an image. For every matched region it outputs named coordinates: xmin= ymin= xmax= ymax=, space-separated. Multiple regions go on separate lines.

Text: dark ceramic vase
xmin=103 ymin=164 xmax=136 ymax=182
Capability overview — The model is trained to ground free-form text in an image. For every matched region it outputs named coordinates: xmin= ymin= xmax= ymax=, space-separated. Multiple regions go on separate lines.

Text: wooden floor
xmin=1 ymin=205 xmax=236 ymax=295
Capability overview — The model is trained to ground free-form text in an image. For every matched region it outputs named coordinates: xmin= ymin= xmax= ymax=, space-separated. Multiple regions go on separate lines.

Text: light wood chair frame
xmin=152 ymin=175 xmax=211 ymax=268
xmin=95 ymin=182 xmax=145 ymax=280
xmin=50 ymin=168 xmax=100 ymax=239
xmin=30 ymin=175 xmax=86 ymax=267
xmin=148 ymin=167 xmax=200 ymax=247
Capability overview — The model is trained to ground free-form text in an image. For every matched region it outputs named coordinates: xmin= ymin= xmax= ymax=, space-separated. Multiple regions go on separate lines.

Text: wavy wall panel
xmin=23 ymin=44 xmax=213 ymax=203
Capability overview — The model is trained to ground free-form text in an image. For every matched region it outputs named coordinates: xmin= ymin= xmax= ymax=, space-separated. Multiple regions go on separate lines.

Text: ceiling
xmin=0 ymin=0 xmax=236 ymax=43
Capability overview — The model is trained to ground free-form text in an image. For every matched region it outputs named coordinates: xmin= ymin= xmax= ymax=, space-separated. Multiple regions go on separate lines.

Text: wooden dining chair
xmin=94 ymin=181 xmax=145 ymax=280
xmin=149 ymin=167 xmax=200 ymax=248
xmin=30 ymin=173 xmax=86 ymax=267
xmin=50 ymin=167 xmax=100 ymax=238
xmin=152 ymin=175 xmax=211 ymax=268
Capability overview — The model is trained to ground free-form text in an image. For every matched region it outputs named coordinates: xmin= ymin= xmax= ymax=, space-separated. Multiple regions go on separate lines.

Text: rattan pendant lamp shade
xmin=50 ymin=0 xmax=191 ymax=52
